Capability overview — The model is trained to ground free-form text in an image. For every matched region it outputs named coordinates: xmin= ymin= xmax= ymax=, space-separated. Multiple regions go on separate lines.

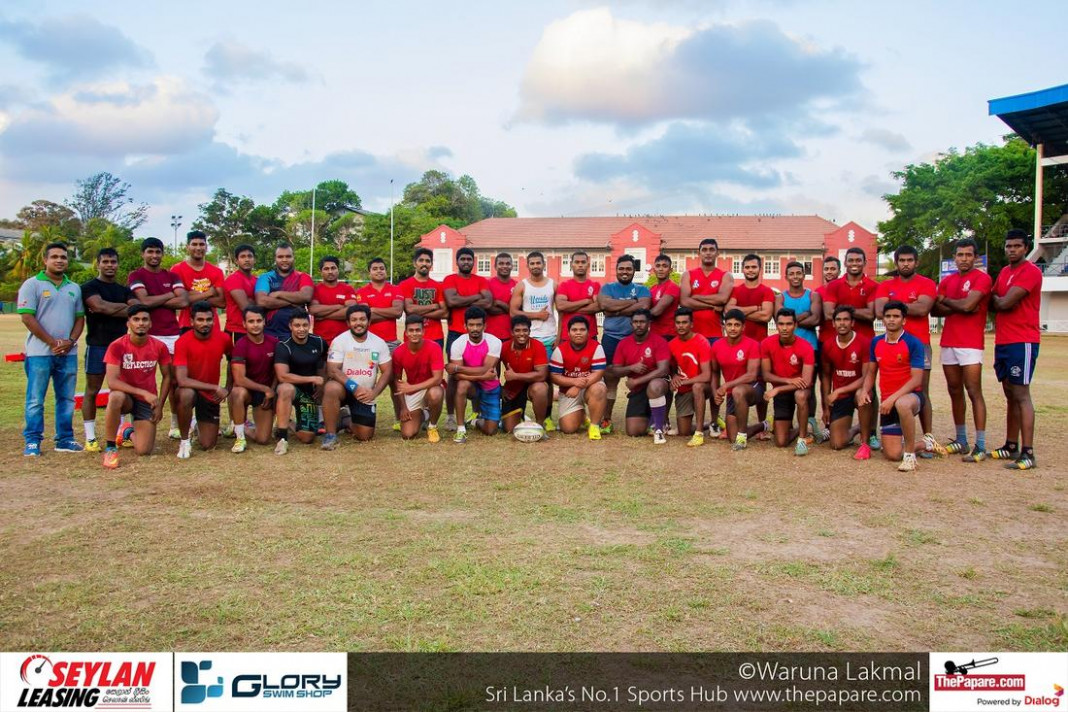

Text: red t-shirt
xmin=549 ymin=340 xmax=607 ymax=378
xmin=686 ymin=267 xmax=727 ymax=338
xmin=612 ymin=333 xmax=671 ymax=392
xmin=485 ymin=277 xmax=517 ymax=340
xmin=937 ymin=270 xmax=992 ymax=349
xmin=649 ymin=280 xmax=682 ymax=337
xmin=815 ymin=284 xmax=834 ymax=343
xmin=128 ymin=267 xmax=182 ymax=337
xmin=104 ymin=335 xmax=172 ymax=396
xmin=668 ymin=333 xmax=713 ymax=393
xmin=730 ymin=282 xmax=775 ymax=341
xmin=823 ymin=332 xmax=870 ymax=392
xmin=500 ymin=338 xmax=549 ymax=398
xmin=313 ymin=282 xmax=359 ymax=345
xmin=711 ymin=335 xmax=760 ymax=385
xmin=172 ymin=261 xmax=225 ymax=329
xmin=761 ymin=335 xmax=815 ymax=380
xmin=442 ymin=273 xmax=488 ymax=334
xmin=398 ymin=277 xmax=445 ymax=341
xmin=871 ymin=332 xmax=924 ymax=398
xmin=993 ymin=261 xmax=1043 ymax=345
xmin=174 ymin=329 xmax=233 ymax=398
xmin=355 ymin=282 xmax=402 ymax=343
xmin=823 ymin=276 xmax=878 ymax=339
xmin=391 ymin=340 xmax=444 ymax=386
xmin=223 ymin=270 xmax=256 ymax=334
xmin=231 ymin=334 xmax=279 ymax=386
xmin=875 ymin=275 xmax=937 ymax=344
xmin=556 ymin=278 xmax=601 ymax=337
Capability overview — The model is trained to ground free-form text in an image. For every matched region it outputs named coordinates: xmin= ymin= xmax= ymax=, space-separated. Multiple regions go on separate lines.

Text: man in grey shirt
xmin=17 ymin=242 xmax=84 ymax=456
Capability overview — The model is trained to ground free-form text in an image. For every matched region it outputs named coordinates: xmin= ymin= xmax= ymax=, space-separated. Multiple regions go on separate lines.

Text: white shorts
xmin=558 ymin=388 xmax=588 ymax=418
xmin=404 ymin=389 xmax=427 ymax=412
xmin=941 ymin=347 xmax=983 ymax=367
xmin=154 ymin=334 xmax=180 ymax=355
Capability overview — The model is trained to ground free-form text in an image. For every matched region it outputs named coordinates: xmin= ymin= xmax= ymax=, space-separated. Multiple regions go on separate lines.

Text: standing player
xmin=357 ymin=257 xmax=404 ymax=349
xmin=173 ymin=301 xmax=232 ymax=458
xmin=711 ymin=309 xmax=763 ymax=451
xmin=668 ymin=307 xmax=712 ymax=446
xmin=511 ymin=252 xmax=557 ymax=428
xmin=609 ymin=309 xmax=671 ymax=443
xmin=863 ymin=301 xmax=925 ymax=472
xmin=444 ymin=248 xmax=492 ymax=429
xmin=597 ymin=255 xmax=651 ymax=433
xmin=310 ymin=255 xmax=358 ymax=346
xmin=399 ymin=248 xmax=447 ymax=349
xmin=555 ymin=250 xmax=601 ymax=339
xmin=649 ymin=254 xmax=681 ymax=341
xmin=172 ymin=230 xmax=225 ymax=332
xmin=727 ymin=254 xmax=775 ymax=342
xmin=500 ymin=315 xmax=550 ymax=436
xmin=820 ymin=306 xmax=874 ymax=458
xmin=816 ymin=255 xmax=841 ymax=345
xmin=549 ymin=316 xmax=608 ymax=439
xmin=447 ymin=306 xmax=502 ymax=443
xmin=485 ymin=253 xmax=518 ymax=343
xmin=391 ymin=316 xmax=444 ymax=442
xmin=100 ymin=305 xmax=172 ymax=468
xmin=761 ymin=309 xmax=816 ymax=455
xmin=680 ymin=238 xmax=733 ymax=436
xmin=81 ymin=247 xmax=135 ymax=451
xmin=874 ymin=245 xmax=939 ymax=454
xmin=322 ymin=304 xmax=393 ymax=448
xmin=777 ymin=261 xmax=823 ymax=440
xmin=228 ymin=305 xmax=278 ymax=452
xmin=255 ymin=243 xmax=314 ymax=340
xmin=273 ymin=312 xmax=327 ymax=454
xmin=223 ymin=244 xmax=257 ymax=341
xmin=128 ymin=237 xmax=188 ymax=439
xmin=932 ymin=238 xmax=992 ymax=461
xmin=989 ymin=229 xmax=1042 ymax=470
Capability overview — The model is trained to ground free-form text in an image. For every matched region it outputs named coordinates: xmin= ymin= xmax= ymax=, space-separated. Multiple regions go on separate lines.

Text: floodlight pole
xmin=1034 ymin=143 xmax=1044 ymax=243
xmin=389 ymin=178 xmax=395 ymax=283
xmin=310 ymin=187 xmax=317 ymax=275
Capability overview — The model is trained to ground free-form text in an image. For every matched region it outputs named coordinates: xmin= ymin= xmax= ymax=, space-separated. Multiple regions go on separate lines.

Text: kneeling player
xmin=447 ymin=306 xmax=502 ymax=442
xmin=609 ymin=309 xmax=671 ymax=443
xmin=668 ymin=308 xmax=712 ymax=446
xmin=101 ymin=305 xmax=172 ymax=468
xmin=391 ymin=316 xmax=444 ymax=442
xmin=273 ymin=312 xmax=327 ymax=453
xmin=550 ymin=316 xmax=608 ymax=439
xmin=174 ymin=301 xmax=232 ymax=458
xmin=228 ymin=305 xmax=278 ymax=451
xmin=761 ymin=308 xmax=816 ymax=455
xmin=500 ymin=315 xmax=550 ymax=435
xmin=711 ymin=309 xmax=763 ymax=450
xmin=864 ymin=301 xmax=925 ymax=471
xmin=820 ymin=306 xmax=873 ymax=458
xmin=323 ymin=304 xmax=393 ymax=447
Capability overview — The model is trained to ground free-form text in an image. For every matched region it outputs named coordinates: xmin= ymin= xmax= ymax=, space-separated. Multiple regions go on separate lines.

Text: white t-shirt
xmin=328 ymin=331 xmax=392 ymax=390
xmin=522 ymin=278 xmax=557 ymax=340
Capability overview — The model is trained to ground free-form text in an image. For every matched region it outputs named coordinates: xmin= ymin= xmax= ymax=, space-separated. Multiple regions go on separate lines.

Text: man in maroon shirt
xmin=228 ymin=305 xmax=278 ymax=451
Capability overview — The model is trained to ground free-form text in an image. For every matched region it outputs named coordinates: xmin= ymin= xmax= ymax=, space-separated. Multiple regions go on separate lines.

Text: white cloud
xmin=859 ymin=128 xmax=911 ymax=152
xmin=203 ymin=40 xmax=311 ymax=87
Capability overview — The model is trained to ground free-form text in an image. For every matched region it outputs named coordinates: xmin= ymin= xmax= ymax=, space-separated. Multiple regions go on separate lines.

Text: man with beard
xmin=255 ymin=243 xmax=314 ymax=340
xmin=448 ymin=306 xmax=502 ymax=442
xmin=174 ymin=301 xmax=232 ymax=458
xmin=609 ymin=309 xmax=671 ymax=443
xmin=555 ymin=250 xmax=601 ymax=339
xmin=228 ymin=305 xmax=278 ymax=452
xmin=444 ymin=248 xmax=492 ymax=429
xmin=549 ymin=317 xmax=608 ymax=439
xmin=500 ymin=315 xmax=550 ymax=436
xmin=273 ymin=312 xmax=327 ymax=454
xmin=761 ymin=308 xmax=816 ymax=456
xmin=815 ymin=255 xmax=841 ymax=345
xmin=597 ymin=255 xmax=651 ymax=434
xmin=357 ymin=257 xmax=404 ymax=349
xmin=821 ymin=305 xmax=874 ymax=458
xmin=322 ymin=304 xmax=393 ymax=447
xmin=399 ymin=248 xmax=448 ymax=349
xmin=310 ymin=255 xmax=359 ymax=347
xmin=485 ymin=253 xmax=518 ymax=343
xmin=511 ymin=252 xmax=557 ymax=429
xmin=172 ymin=230 xmax=225 ymax=332
xmin=711 ymin=309 xmax=764 ymax=451
xmin=391 ymin=316 xmax=445 ymax=442
xmin=223 ymin=244 xmax=257 ymax=342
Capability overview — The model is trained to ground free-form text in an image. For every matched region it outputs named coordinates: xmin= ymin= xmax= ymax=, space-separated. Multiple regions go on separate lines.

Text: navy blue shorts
xmin=880 ymin=391 xmax=925 ymax=435
xmin=85 ymin=345 xmax=108 ymax=375
xmin=994 ymin=342 xmax=1039 ymax=386
xmin=343 ymin=393 xmax=377 ymax=428
xmin=601 ymin=334 xmax=622 ymax=365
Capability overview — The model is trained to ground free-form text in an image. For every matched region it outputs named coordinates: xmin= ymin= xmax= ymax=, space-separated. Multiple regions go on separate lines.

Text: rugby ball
xmin=513 ymin=421 xmax=545 ymax=443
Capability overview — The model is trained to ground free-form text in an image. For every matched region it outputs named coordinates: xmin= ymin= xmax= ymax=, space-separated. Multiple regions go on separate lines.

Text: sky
xmin=0 ymin=0 xmax=1063 ymax=242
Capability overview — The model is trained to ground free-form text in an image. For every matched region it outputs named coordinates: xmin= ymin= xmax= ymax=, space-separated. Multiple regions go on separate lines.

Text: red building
xmin=418 ymin=215 xmax=876 ymax=290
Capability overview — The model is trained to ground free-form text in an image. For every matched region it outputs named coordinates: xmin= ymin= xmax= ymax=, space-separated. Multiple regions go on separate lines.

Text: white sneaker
xmin=274 ymin=439 xmax=288 ymax=455
xmin=665 ymin=426 xmax=679 ymax=436
xmin=653 ymin=429 xmax=667 ymax=445
xmin=177 ymin=440 xmax=192 ymax=459
xmin=898 ymin=452 xmax=917 ymax=472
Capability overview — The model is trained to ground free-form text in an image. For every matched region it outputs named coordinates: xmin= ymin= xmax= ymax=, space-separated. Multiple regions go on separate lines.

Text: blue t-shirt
xmin=600 ymin=281 xmax=651 ymax=339
xmin=781 ymin=289 xmax=818 ymax=349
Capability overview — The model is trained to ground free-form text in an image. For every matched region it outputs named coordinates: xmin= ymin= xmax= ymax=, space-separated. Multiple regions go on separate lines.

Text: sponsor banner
xmin=930 ymin=652 xmax=1068 ymax=712
xmin=174 ymin=653 xmax=345 ymax=712
xmin=0 ymin=652 xmax=172 ymax=712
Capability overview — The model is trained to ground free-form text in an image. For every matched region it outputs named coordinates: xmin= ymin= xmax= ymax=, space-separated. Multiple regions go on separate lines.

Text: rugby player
xmin=447 ymin=306 xmax=502 ymax=442
xmin=228 ymin=305 xmax=278 ymax=452
xmin=711 ymin=309 xmax=764 ymax=451
xmin=511 ymin=252 xmax=557 ymax=429
xmin=555 ymin=250 xmax=601 ymax=339
xmin=223 ymin=244 xmax=257 ymax=341
xmin=172 ymin=230 xmax=224 ymax=332
xmin=356 ymin=257 xmax=404 ymax=349
xmin=310 ymin=255 xmax=358 ymax=346
xmin=549 ymin=316 xmax=608 ymax=439
xmin=608 ymin=309 xmax=671 ymax=443
xmin=815 ymin=255 xmax=841 ymax=345
xmin=649 ymin=254 xmax=681 ymax=341
xmin=668 ymin=307 xmax=712 ymax=446
xmin=776 ymin=261 xmax=823 ymax=441
xmin=727 ymin=254 xmax=775 ymax=342
xmin=255 ymin=243 xmax=314 ymax=340
xmin=597 ymin=255 xmax=651 ymax=433
xmin=273 ymin=312 xmax=327 ymax=453
xmin=680 ymin=238 xmax=733 ymax=436
xmin=322 ymin=304 xmax=393 ymax=447
xmin=820 ymin=306 xmax=873 ymax=458
xmin=500 ymin=315 xmax=550 ymax=436
xmin=173 ymin=301 xmax=232 ymax=458
xmin=391 ymin=316 xmax=444 ymax=442
xmin=761 ymin=308 xmax=816 ymax=455
xmin=444 ymin=248 xmax=492 ymax=429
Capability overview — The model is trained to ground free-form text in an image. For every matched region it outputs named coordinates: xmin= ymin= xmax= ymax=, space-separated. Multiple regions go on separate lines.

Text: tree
xmin=65 ymin=172 xmax=148 ymax=232
xmin=192 ymin=188 xmax=259 ymax=262
xmin=15 ymin=200 xmax=81 ymax=238
xmin=402 ymin=170 xmax=516 ymax=225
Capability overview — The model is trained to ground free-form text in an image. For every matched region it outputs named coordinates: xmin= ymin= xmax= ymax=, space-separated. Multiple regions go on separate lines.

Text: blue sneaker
xmin=55 ymin=440 xmax=84 ymax=453
xmin=23 ymin=442 xmax=41 ymax=457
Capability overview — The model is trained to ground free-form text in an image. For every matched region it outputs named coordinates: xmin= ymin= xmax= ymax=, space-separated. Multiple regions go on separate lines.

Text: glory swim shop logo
xmin=181 ymin=661 xmax=223 ymax=704
xmin=15 ymin=654 xmax=156 ymax=708
xmin=180 ymin=659 xmax=340 ymax=704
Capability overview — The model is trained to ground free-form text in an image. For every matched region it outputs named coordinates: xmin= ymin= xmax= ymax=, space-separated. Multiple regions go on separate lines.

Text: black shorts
xmin=830 ymin=396 xmax=855 ymax=422
xmin=501 ymin=385 xmax=529 ymax=419
xmin=446 ymin=331 xmax=463 ymax=360
xmin=294 ymin=388 xmax=319 ymax=433
xmin=726 ymin=382 xmax=762 ymax=416
xmin=773 ymin=391 xmax=799 ymax=421
xmin=250 ymin=390 xmax=269 ymax=408
xmin=226 ymin=331 xmax=245 ymax=345
xmin=192 ymin=392 xmax=222 ymax=424
xmin=130 ymin=396 xmax=154 ymax=422
xmin=625 ymin=385 xmax=671 ymax=419
xmin=344 ymin=392 xmax=377 ymax=428
xmin=880 ymin=391 xmax=924 ymax=433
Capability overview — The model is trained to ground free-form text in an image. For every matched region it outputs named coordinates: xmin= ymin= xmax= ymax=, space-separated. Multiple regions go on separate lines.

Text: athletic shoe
xmin=918 ymin=450 xmax=934 ymax=459
xmin=392 ymin=422 xmax=401 ymax=432
xmin=755 ymin=421 xmax=772 ymax=441
xmin=653 ymin=429 xmax=667 ymax=445
xmin=317 ymin=422 xmax=326 ymax=436
xmin=898 ymin=452 xmax=917 ymax=472
xmin=543 ymin=418 xmax=556 ymax=433
xmin=990 ymin=446 xmax=1018 ymax=460
xmin=731 ymin=434 xmax=747 ymax=452
xmin=168 ymin=427 xmax=181 ymax=440
xmin=321 ymin=433 xmax=339 ymax=451
xmin=102 ymin=448 xmax=119 ymax=470
xmin=853 ymin=443 xmax=872 ymax=461
xmin=177 ymin=441 xmax=192 ymax=459
xmin=55 ymin=440 xmax=84 ymax=453
xmin=427 ymin=427 xmax=440 ymax=443
xmin=868 ymin=435 xmax=882 ymax=451
xmin=962 ymin=446 xmax=987 ymax=463
xmin=599 ymin=419 xmax=613 ymax=435
xmin=820 ymin=427 xmax=831 ymax=443
xmin=924 ymin=433 xmax=947 ymax=456
xmin=588 ymin=423 xmax=602 ymax=441
xmin=666 ymin=426 xmax=679 ymax=436
xmin=231 ymin=438 xmax=247 ymax=454
xmin=943 ymin=439 xmax=967 ymax=455
xmin=119 ymin=425 xmax=135 ymax=448
xmin=794 ymin=439 xmax=809 ymax=456
xmin=716 ymin=417 xmax=727 ymax=431
xmin=709 ymin=423 xmax=723 ymax=438
xmin=443 ymin=415 xmax=458 ymax=432
xmin=1005 ymin=452 xmax=1036 ymax=470
xmin=453 ymin=430 xmax=467 ymax=444
xmin=23 ymin=442 xmax=41 ymax=457
xmin=582 ymin=416 xmax=591 ymax=428
xmin=222 ymin=421 xmax=235 ymax=438
xmin=687 ymin=432 xmax=704 ymax=448
xmin=808 ymin=417 xmax=821 ymax=441
xmin=85 ymin=439 xmax=101 ymax=453
xmin=274 ymin=439 xmax=289 ymax=455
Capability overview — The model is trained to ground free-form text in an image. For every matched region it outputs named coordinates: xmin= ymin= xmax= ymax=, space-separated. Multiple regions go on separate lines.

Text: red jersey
xmin=815 ymin=284 xmax=834 ymax=343
xmin=442 ymin=273 xmax=488 ymax=334
xmin=993 ymin=260 xmax=1042 ymax=345
xmin=875 ymin=274 xmax=937 ymax=344
xmin=556 ymin=278 xmax=601 ymax=337
xmin=223 ymin=270 xmax=256 ymax=334
xmin=823 ymin=276 xmax=878 ymax=338
xmin=686 ymin=267 xmax=727 ymax=338
xmin=174 ymin=329 xmax=232 ymax=398
xmin=730 ymin=282 xmax=775 ymax=341
xmin=711 ymin=335 xmax=760 ymax=384
xmin=313 ymin=282 xmax=359 ymax=345
xmin=172 ymin=261 xmax=224 ymax=329
xmin=104 ymin=335 xmax=171 ymax=396
xmin=938 ymin=270 xmax=992 ymax=349
xmin=128 ymin=267 xmax=182 ymax=337
xmin=500 ymin=338 xmax=548 ymax=398
xmin=823 ymin=332 xmax=870 ymax=392
xmin=355 ymin=282 xmax=402 ymax=342
xmin=871 ymin=332 xmax=924 ymax=398
xmin=668 ymin=334 xmax=713 ymax=393
xmin=761 ymin=335 xmax=815 ymax=380
xmin=485 ymin=277 xmax=517 ymax=340
xmin=391 ymin=340 xmax=444 ymax=386
xmin=649 ymin=280 xmax=682 ymax=337
xmin=612 ymin=333 xmax=670 ymax=393
xmin=549 ymin=340 xmax=607 ymax=378
xmin=398 ymin=277 xmax=445 ymax=341
xmin=231 ymin=334 xmax=279 ymax=386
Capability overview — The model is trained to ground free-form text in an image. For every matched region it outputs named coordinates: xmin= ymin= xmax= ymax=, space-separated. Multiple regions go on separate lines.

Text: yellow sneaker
xmin=85 ymin=439 xmax=101 ymax=453
xmin=543 ymin=418 xmax=556 ymax=433
xmin=588 ymin=423 xmax=602 ymax=441
xmin=392 ymin=422 xmax=401 ymax=432
xmin=427 ymin=427 xmax=440 ymax=443
xmin=687 ymin=432 xmax=704 ymax=447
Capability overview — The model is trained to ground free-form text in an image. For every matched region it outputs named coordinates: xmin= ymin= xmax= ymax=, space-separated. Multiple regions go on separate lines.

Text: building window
xmin=590 ymin=254 xmax=606 ymax=276
xmin=731 ymin=256 xmax=744 ymax=277
xmin=802 ymin=258 xmax=814 ymax=279
xmin=764 ymin=255 xmax=781 ymax=278
xmin=476 ymin=254 xmax=492 ymax=275
xmin=560 ymin=254 xmax=572 ymax=277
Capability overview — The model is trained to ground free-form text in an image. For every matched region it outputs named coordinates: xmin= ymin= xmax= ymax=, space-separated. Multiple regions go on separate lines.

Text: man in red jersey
xmin=726 ymin=254 xmax=775 ymax=342
xmin=173 ymin=301 xmax=232 ymax=459
xmin=874 ymin=245 xmax=940 ymax=454
xmin=549 ymin=316 xmax=608 ymax=439
xmin=443 ymin=247 xmax=492 ymax=429
xmin=356 ymin=257 xmax=404 ymax=348
xmin=609 ymin=309 xmax=671 ymax=442
xmin=310 ymin=255 xmax=358 ymax=346
xmin=555 ymin=250 xmax=601 ymax=339
xmin=172 ymin=230 xmax=224 ymax=332
xmin=223 ymin=244 xmax=257 ymax=341
xmin=932 ymin=238 xmax=992 ymax=461
xmin=821 ymin=305 xmax=873 ymax=458
xmin=485 ymin=253 xmax=518 ymax=343
xmin=649 ymin=254 xmax=681 ymax=341
xmin=862 ymin=301 xmax=925 ymax=472
xmin=500 ymin=315 xmax=549 ymax=436
xmin=989 ymin=229 xmax=1043 ymax=470
xmin=100 ymin=305 xmax=172 ymax=468
xmin=815 ymin=255 xmax=841 ymax=345
xmin=668 ymin=308 xmax=711 ymax=445
xmin=227 ymin=305 xmax=277 ymax=452
xmin=399 ymin=248 xmax=447 ymax=349
xmin=711 ymin=309 xmax=764 ymax=451
xmin=761 ymin=308 xmax=816 ymax=455
xmin=391 ymin=316 xmax=445 ymax=442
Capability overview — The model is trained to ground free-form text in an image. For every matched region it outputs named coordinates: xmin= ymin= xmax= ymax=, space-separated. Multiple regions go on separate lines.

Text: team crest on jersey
xmin=644 ymin=347 xmax=652 ymax=357
xmin=736 ymin=349 xmax=744 ymax=360
xmin=711 ymin=281 xmax=720 ymax=288
xmin=692 ymin=280 xmax=700 ymax=288
xmin=371 ymin=351 xmax=380 ymax=361
xmin=41 ymin=290 xmax=52 ymax=298
xmin=849 ymin=352 xmax=858 ymax=363
xmin=789 ymin=354 xmax=798 ymax=366
xmin=963 ymin=280 xmax=971 ymax=292
xmin=580 ymin=357 xmax=590 ymax=365
xmin=896 ymin=354 xmax=903 ymax=364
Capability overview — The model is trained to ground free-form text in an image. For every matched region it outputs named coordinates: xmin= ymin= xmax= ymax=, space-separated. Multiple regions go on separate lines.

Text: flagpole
xmin=389 ymin=179 xmax=395 ymax=283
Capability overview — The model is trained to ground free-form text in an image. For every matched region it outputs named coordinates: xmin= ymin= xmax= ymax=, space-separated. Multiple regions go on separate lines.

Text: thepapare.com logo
xmin=180 ymin=659 xmax=341 ymax=704
xmin=15 ymin=654 xmax=156 ymax=708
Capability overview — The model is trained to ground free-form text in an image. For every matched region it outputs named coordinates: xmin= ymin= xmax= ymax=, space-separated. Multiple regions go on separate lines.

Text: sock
xmin=975 ymin=430 xmax=986 ymax=451
xmin=180 ymin=438 xmax=190 ymax=448
xmin=106 ymin=440 xmax=116 ymax=449
xmin=427 ymin=423 xmax=437 ymax=431
xmin=1022 ymin=446 xmax=1034 ymax=458
xmin=456 ymin=425 xmax=467 ymax=433
xmin=650 ymin=396 xmax=667 ymax=431
xmin=275 ymin=427 xmax=288 ymax=441
xmin=605 ymin=395 xmax=616 ymax=421
xmin=170 ymin=414 xmax=179 ymax=429
xmin=84 ymin=419 xmax=96 ymax=440
xmin=1000 ymin=440 xmax=1018 ymax=453
xmin=955 ymin=424 xmax=967 ymax=443
xmin=234 ymin=424 xmax=245 ymax=439
xmin=317 ymin=406 xmax=324 ymax=422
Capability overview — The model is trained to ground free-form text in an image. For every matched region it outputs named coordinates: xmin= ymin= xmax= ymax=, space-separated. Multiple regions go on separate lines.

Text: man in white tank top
xmin=510 ymin=251 xmax=557 ymax=429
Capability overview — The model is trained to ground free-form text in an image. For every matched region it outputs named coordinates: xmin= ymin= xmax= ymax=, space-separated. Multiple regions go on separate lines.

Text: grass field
xmin=0 ymin=313 xmax=1064 ymax=652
